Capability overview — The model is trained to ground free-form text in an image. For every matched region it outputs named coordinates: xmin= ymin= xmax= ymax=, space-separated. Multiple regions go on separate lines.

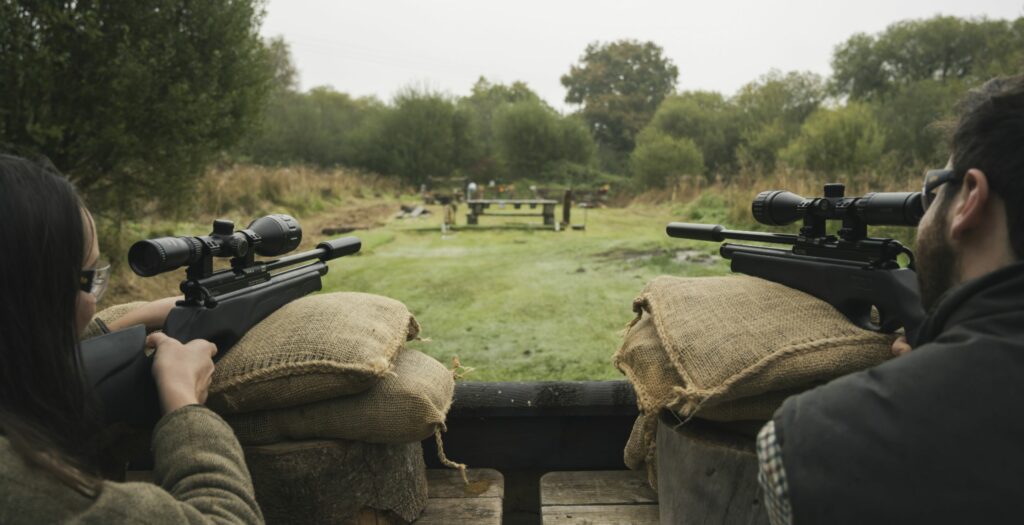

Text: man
xmin=757 ymin=75 xmax=1024 ymax=524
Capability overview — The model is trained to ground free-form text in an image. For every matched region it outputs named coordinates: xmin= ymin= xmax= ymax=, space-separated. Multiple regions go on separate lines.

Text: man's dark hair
xmin=949 ymin=75 xmax=1024 ymax=259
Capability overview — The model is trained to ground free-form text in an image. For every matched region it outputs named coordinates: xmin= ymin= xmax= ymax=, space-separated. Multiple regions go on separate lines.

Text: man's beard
xmin=915 ymin=210 xmax=960 ymax=314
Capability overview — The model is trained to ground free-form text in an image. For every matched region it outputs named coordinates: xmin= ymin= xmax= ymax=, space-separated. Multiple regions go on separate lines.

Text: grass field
xmin=317 ymin=203 xmax=729 ymax=381
xmin=105 ymin=165 xmax=916 ymax=381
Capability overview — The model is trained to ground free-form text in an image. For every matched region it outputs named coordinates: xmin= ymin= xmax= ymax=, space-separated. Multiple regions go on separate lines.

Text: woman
xmin=0 ymin=154 xmax=263 ymax=524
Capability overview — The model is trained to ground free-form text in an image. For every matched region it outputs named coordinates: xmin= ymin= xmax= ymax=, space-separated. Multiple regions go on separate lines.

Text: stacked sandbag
xmin=91 ymin=293 xmax=456 ymax=524
xmin=205 ymin=292 xmax=455 ymax=525
xmin=614 ymin=275 xmax=895 ymax=488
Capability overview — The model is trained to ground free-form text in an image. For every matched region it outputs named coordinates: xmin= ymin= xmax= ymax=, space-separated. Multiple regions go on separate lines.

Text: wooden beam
xmin=542 ymin=504 xmax=659 ymax=524
xmin=541 ymin=471 xmax=656 ymax=506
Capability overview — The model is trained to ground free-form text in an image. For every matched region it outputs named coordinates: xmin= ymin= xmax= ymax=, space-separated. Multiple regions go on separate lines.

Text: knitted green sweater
xmin=0 ymin=405 xmax=263 ymax=524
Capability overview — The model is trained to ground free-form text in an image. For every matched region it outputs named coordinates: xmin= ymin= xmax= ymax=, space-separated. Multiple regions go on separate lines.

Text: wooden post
xmin=543 ymin=204 xmax=555 ymax=226
xmin=655 ymin=412 xmax=769 ymax=525
xmin=562 ymin=190 xmax=572 ymax=226
xmin=244 ymin=439 xmax=428 ymax=525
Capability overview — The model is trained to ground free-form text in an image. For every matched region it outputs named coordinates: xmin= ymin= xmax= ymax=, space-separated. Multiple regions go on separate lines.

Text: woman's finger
xmin=146 ymin=331 xmax=170 ymax=349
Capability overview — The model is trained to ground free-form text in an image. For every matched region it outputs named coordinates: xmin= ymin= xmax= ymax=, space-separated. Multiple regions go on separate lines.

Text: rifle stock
xmin=725 ymin=247 xmax=924 ymax=342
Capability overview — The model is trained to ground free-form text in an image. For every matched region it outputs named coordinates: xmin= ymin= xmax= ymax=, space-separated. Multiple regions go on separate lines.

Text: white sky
xmin=262 ymin=0 xmax=1024 ymax=112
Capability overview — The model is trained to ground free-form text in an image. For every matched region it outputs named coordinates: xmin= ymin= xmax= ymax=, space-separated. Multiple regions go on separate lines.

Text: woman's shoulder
xmin=0 ymin=434 xmax=97 ymax=523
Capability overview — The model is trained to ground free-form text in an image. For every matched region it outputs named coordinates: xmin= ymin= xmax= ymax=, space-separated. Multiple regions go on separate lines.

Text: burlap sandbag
xmin=81 ymin=302 xmax=148 ymax=340
xmin=225 ymin=348 xmax=454 ymax=445
xmin=619 ymin=275 xmax=894 ymax=416
xmin=208 ymin=292 xmax=420 ymax=414
xmin=615 ymin=275 xmax=895 ymax=488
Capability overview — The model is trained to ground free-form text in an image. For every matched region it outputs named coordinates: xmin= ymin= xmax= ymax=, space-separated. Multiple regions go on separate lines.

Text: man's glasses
xmin=922 ymin=168 xmax=960 ymax=212
xmin=80 ymin=261 xmax=111 ymax=302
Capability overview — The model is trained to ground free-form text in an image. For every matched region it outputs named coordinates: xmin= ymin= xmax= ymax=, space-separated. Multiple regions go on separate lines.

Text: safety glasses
xmin=921 ymin=168 xmax=960 ymax=212
xmin=80 ymin=261 xmax=111 ymax=302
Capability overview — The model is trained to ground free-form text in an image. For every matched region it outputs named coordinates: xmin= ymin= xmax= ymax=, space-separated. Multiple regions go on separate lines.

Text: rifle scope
xmin=128 ymin=214 xmax=303 ymax=277
xmin=752 ymin=183 xmax=924 ymax=227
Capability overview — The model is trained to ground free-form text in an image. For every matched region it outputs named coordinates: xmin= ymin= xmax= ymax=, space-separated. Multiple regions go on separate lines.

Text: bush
xmin=780 ymin=103 xmax=886 ymax=177
xmin=631 ymin=129 xmax=704 ymax=189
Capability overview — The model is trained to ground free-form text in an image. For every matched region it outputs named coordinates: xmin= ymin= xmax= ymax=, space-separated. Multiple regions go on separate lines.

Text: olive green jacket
xmin=0 ymin=405 xmax=264 ymax=524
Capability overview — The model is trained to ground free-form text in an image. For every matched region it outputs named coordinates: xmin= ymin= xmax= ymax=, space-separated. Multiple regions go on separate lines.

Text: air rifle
xmin=668 ymin=183 xmax=926 ymax=343
xmin=80 ymin=215 xmax=360 ymax=428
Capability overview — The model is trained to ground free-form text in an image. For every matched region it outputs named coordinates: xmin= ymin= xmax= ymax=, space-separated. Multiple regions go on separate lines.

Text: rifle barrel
xmin=265 ymin=236 xmax=360 ymax=272
xmin=667 ymin=222 xmax=798 ymax=245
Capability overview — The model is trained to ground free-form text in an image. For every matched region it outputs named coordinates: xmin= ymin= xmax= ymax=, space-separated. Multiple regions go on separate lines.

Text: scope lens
xmin=752 ymin=190 xmax=808 ymax=226
xmin=128 ymin=237 xmax=201 ymax=277
xmin=855 ymin=192 xmax=924 ymax=226
xmin=248 ymin=214 xmax=302 ymax=256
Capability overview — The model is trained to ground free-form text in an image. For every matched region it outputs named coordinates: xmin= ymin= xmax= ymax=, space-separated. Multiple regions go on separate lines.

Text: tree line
xmin=1 ymin=3 xmax=1022 ymax=214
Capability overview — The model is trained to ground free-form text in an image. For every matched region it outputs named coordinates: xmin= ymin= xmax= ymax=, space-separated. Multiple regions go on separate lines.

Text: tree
xmin=458 ymin=77 xmax=543 ymax=177
xmin=0 ymin=1 xmax=274 ymax=212
xmin=831 ymin=16 xmax=1023 ymax=101
xmin=645 ymin=91 xmax=741 ymax=176
xmin=239 ymin=87 xmax=385 ymax=167
xmin=493 ymin=101 xmax=595 ymax=180
xmin=631 ymin=129 xmax=704 ymax=189
xmin=364 ymin=88 xmax=475 ymax=186
xmin=780 ymin=103 xmax=886 ymax=176
xmin=561 ymin=40 xmax=679 ymax=157
xmin=734 ymin=70 xmax=825 ymax=172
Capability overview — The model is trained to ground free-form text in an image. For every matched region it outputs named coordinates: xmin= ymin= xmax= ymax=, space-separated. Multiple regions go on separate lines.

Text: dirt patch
xmin=305 ymin=202 xmax=395 ymax=245
xmin=596 ymin=247 xmax=717 ymax=266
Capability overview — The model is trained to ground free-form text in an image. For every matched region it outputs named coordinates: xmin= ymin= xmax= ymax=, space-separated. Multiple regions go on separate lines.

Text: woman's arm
xmin=83 ymin=405 xmax=263 ymax=524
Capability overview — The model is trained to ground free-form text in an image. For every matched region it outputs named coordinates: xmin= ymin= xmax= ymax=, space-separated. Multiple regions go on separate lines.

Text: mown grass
xmin=318 ymin=204 xmax=729 ymax=381
xmin=105 ymin=164 xmax=920 ymax=381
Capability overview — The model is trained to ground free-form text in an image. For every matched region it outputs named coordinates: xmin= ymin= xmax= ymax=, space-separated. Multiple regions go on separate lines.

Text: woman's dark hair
xmin=949 ymin=75 xmax=1024 ymax=259
xmin=0 ymin=154 xmax=101 ymax=494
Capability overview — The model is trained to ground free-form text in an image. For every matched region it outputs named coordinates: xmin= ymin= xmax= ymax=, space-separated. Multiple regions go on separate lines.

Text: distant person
xmin=757 ymin=75 xmax=1024 ymax=523
xmin=467 ymin=181 xmax=478 ymax=200
xmin=0 ymin=154 xmax=263 ymax=524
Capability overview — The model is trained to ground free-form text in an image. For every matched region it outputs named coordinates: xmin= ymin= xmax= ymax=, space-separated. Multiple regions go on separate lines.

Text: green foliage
xmin=734 ymin=71 xmax=826 ymax=172
xmin=561 ymin=40 xmax=679 ymax=156
xmin=645 ymin=91 xmax=741 ymax=176
xmin=831 ymin=16 xmax=1024 ymax=101
xmin=240 ymin=87 xmax=386 ymax=167
xmin=371 ymin=88 xmax=474 ymax=186
xmin=0 ymin=1 xmax=273 ymax=213
xmin=780 ymin=103 xmax=887 ymax=176
xmin=493 ymin=101 xmax=596 ymax=180
xmin=631 ymin=129 xmax=704 ymax=189
xmin=871 ymin=79 xmax=964 ymax=168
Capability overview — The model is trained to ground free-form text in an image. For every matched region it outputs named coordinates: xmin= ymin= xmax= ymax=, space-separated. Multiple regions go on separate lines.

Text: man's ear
xmin=948 ymin=169 xmax=991 ymax=241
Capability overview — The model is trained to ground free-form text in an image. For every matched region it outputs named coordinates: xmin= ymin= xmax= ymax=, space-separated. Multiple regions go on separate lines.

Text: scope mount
xmin=180 ymin=219 xmax=268 ymax=307
xmin=775 ymin=184 xmax=912 ymax=269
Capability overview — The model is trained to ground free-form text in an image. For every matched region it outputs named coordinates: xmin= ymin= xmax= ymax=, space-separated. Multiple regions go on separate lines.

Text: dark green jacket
xmin=775 ymin=262 xmax=1024 ymax=524
xmin=0 ymin=405 xmax=263 ymax=524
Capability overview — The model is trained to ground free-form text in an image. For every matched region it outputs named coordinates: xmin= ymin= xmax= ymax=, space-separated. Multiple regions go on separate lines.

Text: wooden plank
xmin=427 ymin=468 xmax=504 ymax=499
xmin=414 ymin=497 xmax=503 ymax=524
xmin=540 ymin=471 xmax=656 ymax=506
xmin=656 ymin=413 xmax=770 ymax=525
xmin=542 ymin=504 xmax=659 ymax=524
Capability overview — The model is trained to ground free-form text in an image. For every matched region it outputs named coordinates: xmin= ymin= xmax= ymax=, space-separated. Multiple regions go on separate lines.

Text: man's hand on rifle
xmin=107 ymin=296 xmax=182 ymax=333
xmin=892 ymin=336 xmax=912 ymax=357
xmin=147 ymin=332 xmax=218 ymax=414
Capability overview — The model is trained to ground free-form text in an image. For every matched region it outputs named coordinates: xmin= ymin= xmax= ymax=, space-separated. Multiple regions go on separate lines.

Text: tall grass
xmin=99 ymin=164 xmax=405 ymax=304
xmin=194 ymin=164 xmax=403 ymax=218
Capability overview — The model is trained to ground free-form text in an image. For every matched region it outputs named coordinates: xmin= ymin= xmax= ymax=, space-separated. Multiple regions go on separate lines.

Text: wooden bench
xmin=540 ymin=470 xmax=658 ymax=524
xmin=466 ymin=199 xmax=558 ymax=226
xmin=412 ymin=468 xmax=504 ymax=524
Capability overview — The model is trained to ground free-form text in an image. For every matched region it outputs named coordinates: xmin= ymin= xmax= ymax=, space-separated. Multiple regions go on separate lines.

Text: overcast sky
xmin=262 ymin=0 xmax=1023 ymax=112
